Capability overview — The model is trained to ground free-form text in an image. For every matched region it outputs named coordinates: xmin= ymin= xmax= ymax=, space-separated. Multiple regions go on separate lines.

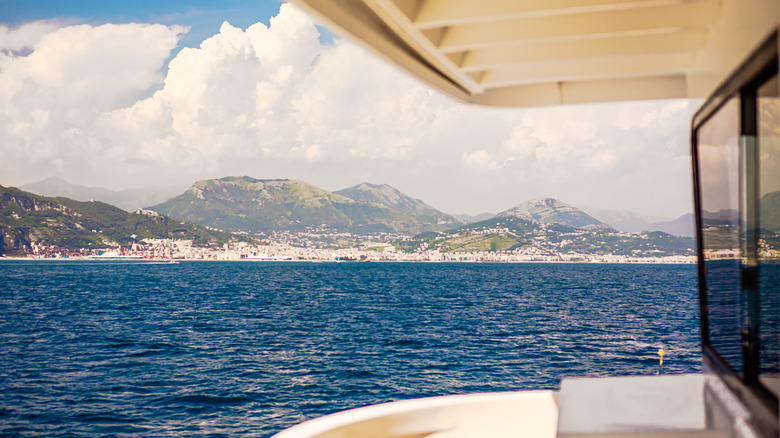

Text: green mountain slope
xmin=149 ymin=177 xmax=454 ymax=234
xmin=395 ymin=216 xmax=694 ymax=256
xmin=761 ymin=189 xmax=780 ymax=232
xmin=335 ymin=182 xmax=464 ymax=228
xmin=0 ymin=185 xmax=242 ymax=256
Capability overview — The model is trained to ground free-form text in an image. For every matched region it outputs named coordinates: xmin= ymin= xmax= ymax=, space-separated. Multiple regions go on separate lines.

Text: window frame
xmin=691 ymin=30 xmax=778 ymax=437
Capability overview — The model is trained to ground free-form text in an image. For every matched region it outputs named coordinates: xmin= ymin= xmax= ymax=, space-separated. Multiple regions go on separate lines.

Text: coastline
xmin=0 ymin=256 xmax=697 ymax=264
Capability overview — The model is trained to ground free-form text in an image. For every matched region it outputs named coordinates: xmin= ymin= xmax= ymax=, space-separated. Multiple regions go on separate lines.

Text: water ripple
xmin=0 ymin=261 xmax=699 ymax=437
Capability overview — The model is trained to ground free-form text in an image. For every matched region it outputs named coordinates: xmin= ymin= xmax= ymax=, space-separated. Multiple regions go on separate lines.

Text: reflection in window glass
xmin=698 ymin=99 xmax=743 ymax=373
xmin=758 ymin=74 xmax=780 ymax=396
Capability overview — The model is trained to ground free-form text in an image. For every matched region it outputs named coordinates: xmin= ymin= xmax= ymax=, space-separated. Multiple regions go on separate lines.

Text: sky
xmin=0 ymin=0 xmax=696 ymax=218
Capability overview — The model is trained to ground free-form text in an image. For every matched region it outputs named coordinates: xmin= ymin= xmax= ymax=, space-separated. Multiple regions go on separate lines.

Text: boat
xmin=273 ymin=1 xmax=779 ymax=437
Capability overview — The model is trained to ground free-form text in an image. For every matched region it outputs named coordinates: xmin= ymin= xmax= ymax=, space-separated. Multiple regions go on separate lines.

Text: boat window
xmin=758 ymin=74 xmax=780 ymax=398
xmin=692 ymin=30 xmax=778 ymax=436
xmin=697 ymin=99 xmax=743 ymax=374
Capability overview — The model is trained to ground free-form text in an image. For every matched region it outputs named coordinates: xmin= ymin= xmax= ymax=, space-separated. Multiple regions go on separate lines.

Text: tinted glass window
xmin=758 ymin=74 xmax=780 ymax=396
xmin=698 ymin=99 xmax=743 ymax=373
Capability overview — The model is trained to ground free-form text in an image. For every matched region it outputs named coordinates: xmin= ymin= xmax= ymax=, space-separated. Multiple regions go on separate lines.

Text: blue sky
xmin=0 ymin=0 xmax=321 ymax=69
xmin=0 ymin=1 xmax=695 ymax=218
xmin=1 ymin=0 xmax=282 ymax=44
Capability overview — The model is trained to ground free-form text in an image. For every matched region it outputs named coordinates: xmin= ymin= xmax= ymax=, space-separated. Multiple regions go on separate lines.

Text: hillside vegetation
xmin=0 ymin=185 xmax=245 ymax=256
xmin=395 ymin=216 xmax=695 ymax=256
xmin=150 ymin=176 xmax=460 ymax=234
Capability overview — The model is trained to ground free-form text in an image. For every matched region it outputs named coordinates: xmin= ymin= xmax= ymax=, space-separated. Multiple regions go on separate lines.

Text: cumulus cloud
xmin=84 ymin=5 xmax=443 ymax=178
xmin=0 ymin=21 xmax=187 ymax=183
xmin=455 ymin=100 xmax=694 ymax=215
xmin=0 ymin=4 xmax=695 ymax=218
xmin=0 ymin=22 xmax=60 ymax=53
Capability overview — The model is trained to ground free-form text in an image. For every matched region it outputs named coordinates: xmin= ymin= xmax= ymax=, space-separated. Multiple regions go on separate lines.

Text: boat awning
xmin=289 ymin=0 xmax=779 ymax=107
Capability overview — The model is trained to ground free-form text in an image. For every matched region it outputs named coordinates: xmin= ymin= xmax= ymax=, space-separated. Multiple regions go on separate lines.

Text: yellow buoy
xmin=658 ymin=349 xmax=665 ymax=368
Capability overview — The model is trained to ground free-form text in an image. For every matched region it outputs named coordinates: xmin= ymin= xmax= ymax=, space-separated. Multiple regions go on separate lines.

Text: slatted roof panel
xmin=290 ymin=0 xmax=779 ymax=107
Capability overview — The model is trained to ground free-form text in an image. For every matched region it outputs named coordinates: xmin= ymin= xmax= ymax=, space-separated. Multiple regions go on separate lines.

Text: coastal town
xmin=16 ymin=234 xmax=697 ymax=263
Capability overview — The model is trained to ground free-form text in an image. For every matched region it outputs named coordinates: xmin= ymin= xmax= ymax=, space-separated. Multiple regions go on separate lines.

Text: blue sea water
xmin=0 ymin=261 xmax=700 ymax=437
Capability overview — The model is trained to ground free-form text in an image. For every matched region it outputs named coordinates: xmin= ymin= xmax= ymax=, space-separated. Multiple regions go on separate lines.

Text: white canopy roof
xmin=290 ymin=0 xmax=779 ymax=107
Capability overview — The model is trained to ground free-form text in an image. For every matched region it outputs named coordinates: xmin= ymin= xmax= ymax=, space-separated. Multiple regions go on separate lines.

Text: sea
xmin=0 ymin=261 xmax=700 ymax=437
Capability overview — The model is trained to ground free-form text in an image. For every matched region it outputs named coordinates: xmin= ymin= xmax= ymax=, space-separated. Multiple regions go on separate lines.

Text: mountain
xmin=760 ymin=189 xmax=780 ymax=232
xmin=334 ymin=182 xmax=464 ymax=227
xmin=582 ymin=206 xmax=696 ymax=237
xmin=701 ymin=209 xmax=739 ymax=226
xmin=395 ymin=216 xmax=694 ymax=256
xmin=582 ymin=207 xmax=668 ymax=233
xmin=0 ymin=185 xmax=243 ymax=256
xmin=148 ymin=176 xmax=452 ymax=235
xmin=497 ymin=198 xmax=607 ymax=229
xmin=456 ymin=212 xmax=495 ymax=224
xmin=760 ymin=190 xmax=780 ymax=252
xmin=19 ymin=177 xmax=185 ymax=212
xmin=650 ymin=214 xmax=695 ymax=237
xmin=640 ymin=193 xmax=779 ymax=238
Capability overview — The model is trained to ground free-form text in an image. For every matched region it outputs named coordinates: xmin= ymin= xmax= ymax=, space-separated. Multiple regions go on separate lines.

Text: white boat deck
xmin=272 ymin=390 xmax=557 ymax=438
xmin=271 ymin=374 xmax=752 ymax=438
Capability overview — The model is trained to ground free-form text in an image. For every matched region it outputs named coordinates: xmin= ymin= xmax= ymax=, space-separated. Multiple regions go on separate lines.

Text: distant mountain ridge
xmin=498 ymin=198 xmax=606 ymax=229
xmin=651 ymin=214 xmax=695 ymax=237
xmin=19 ymin=177 xmax=184 ymax=212
xmin=152 ymin=179 xmax=696 ymax=236
xmin=15 ymin=175 xmax=730 ymax=238
xmin=760 ymin=190 xmax=780 ymax=232
xmin=396 ymin=215 xmax=694 ymax=256
xmin=583 ymin=207 xmax=667 ymax=233
xmin=148 ymin=177 xmax=457 ymax=235
xmin=456 ymin=212 xmax=495 ymax=224
xmin=584 ymin=207 xmax=694 ymax=237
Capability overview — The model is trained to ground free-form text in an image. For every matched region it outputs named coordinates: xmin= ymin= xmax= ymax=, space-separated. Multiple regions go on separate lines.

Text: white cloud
xmin=305 ymin=144 xmax=324 ymax=161
xmin=0 ymin=4 xmax=695 ymax=218
xmin=0 ymin=22 xmax=60 ymax=52
xmin=0 ymin=21 xmax=187 ymax=187
xmin=461 ymin=150 xmax=499 ymax=172
xmin=502 ymin=126 xmax=543 ymax=158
